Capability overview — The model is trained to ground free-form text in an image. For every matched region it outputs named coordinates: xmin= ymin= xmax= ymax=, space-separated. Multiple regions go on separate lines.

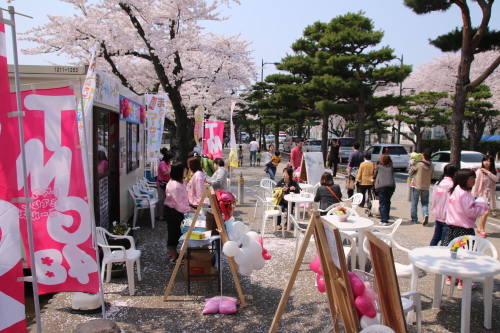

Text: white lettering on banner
xmin=0 ymin=201 xmax=21 ymax=277
xmin=15 ymin=94 xmax=97 ymax=286
xmin=205 ymin=122 xmax=223 ymax=154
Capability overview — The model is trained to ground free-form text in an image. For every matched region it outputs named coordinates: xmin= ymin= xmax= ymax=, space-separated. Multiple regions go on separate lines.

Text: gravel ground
xmin=29 ymin=145 xmax=500 ymax=332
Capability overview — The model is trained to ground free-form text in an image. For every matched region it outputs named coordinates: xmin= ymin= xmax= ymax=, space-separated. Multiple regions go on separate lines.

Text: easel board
xmin=163 ymin=185 xmax=247 ymax=307
xmin=366 ymin=231 xmax=407 ymax=333
xmin=301 ymin=152 xmax=324 ymax=185
xmin=269 ymin=210 xmax=359 ymax=333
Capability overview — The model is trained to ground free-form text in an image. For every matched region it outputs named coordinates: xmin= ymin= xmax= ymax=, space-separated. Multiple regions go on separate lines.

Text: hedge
xmin=421 ymin=139 xmax=500 ymax=157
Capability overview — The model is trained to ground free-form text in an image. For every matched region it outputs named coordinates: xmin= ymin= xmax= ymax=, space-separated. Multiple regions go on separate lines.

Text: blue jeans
xmin=377 ymin=189 xmax=393 ymax=223
xmin=430 ymin=220 xmax=448 ymax=246
xmin=249 ymin=150 xmax=257 ymax=164
xmin=411 ymin=188 xmax=429 ymax=223
xmin=268 ymin=167 xmax=276 ymax=180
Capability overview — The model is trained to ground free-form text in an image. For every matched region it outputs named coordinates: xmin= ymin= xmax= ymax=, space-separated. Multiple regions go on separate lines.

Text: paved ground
xmin=30 ymin=145 xmax=500 ymax=332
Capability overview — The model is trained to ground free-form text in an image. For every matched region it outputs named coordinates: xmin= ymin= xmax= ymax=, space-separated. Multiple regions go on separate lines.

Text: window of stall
xmin=127 ymin=122 xmax=139 ymax=173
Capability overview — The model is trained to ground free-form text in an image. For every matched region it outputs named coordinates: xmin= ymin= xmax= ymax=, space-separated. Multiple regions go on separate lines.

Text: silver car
xmin=365 ymin=144 xmax=410 ymax=171
xmin=303 ymin=139 xmax=323 ymax=152
xmin=430 ymin=151 xmax=484 ymax=180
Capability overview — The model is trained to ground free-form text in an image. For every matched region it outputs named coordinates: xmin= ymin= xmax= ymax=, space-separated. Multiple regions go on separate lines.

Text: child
xmin=264 ymin=151 xmax=281 ymax=172
xmin=237 ymin=145 xmax=243 ymax=167
xmin=256 ymin=149 xmax=262 ymax=166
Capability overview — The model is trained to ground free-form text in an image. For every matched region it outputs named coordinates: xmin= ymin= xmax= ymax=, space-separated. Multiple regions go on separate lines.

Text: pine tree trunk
xmin=322 ymin=114 xmax=329 ymax=163
xmin=356 ymin=103 xmax=365 ymax=150
xmin=451 ymin=86 xmax=468 ymax=167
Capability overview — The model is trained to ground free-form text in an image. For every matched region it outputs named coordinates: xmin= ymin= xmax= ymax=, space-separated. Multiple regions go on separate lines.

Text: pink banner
xmin=204 ymin=121 xmax=224 ymax=158
xmin=3 ymin=87 xmax=99 ymax=296
xmin=0 ymin=22 xmax=27 ymax=333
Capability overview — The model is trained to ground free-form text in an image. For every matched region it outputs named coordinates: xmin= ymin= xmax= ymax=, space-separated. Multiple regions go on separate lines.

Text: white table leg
xmin=460 ymin=278 xmax=472 ymax=333
xmin=294 ymin=202 xmax=300 ymax=237
xmin=407 ymin=264 xmax=419 ymax=325
xmin=432 ymin=273 xmax=443 ymax=309
xmin=357 ymin=232 xmax=366 ymax=271
xmin=484 ymin=276 xmax=493 ymax=329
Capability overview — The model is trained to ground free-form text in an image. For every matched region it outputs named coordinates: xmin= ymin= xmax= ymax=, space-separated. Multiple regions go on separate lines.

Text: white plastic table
xmin=408 ymin=246 xmax=500 ymax=333
xmin=298 ymin=183 xmax=314 ymax=192
xmin=321 ymin=215 xmax=374 ymax=271
xmin=283 ymin=193 xmax=317 ymax=236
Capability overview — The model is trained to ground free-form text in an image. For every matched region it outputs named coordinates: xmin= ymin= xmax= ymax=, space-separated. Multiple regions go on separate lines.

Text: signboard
xmin=204 ymin=121 xmax=224 ymax=159
xmin=94 ymin=69 xmax=120 ymax=110
xmin=145 ymin=94 xmax=167 ymax=161
xmin=301 ymin=152 xmax=325 ymax=185
xmin=99 ymin=177 xmax=109 ymax=229
xmin=120 ymin=95 xmax=145 ymax=124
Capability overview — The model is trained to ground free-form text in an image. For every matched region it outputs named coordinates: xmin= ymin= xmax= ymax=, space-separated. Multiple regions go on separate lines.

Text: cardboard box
xmin=184 ymin=251 xmax=215 ymax=281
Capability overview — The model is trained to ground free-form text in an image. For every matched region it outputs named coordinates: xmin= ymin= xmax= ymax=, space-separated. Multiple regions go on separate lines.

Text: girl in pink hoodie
xmin=443 ymin=169 xmax=489 ymax=246
xmin=471 ymin=155 xmax=498 ymax=238
xmin=430 ymin=164 xmax=456 ymax=246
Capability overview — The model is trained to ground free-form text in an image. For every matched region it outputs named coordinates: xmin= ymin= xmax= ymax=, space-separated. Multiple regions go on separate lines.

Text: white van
xmin=365 ymin=144 xmax=410 ymax=171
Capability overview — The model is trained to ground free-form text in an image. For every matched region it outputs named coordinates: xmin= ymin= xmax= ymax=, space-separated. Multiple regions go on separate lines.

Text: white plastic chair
xmin=142 ymin=177 xmax=157 ymax=187
xmin=290 ymin=214 xmax=309 ymax=259
xmin=129 ymin=188 xmax=157 ymax=228
xmin=260 ymin=179 xmax=276 ymax=191
xmin=96 ymin=227 xmax=141 ymax=296
xmin=138 ymin=180 xmax=158 ymax=200
xmin=353 ymin=269 xmax=422 ymax=333
xmin=317 ymin=203 xmax=342 ymax=215
xmin=447 ymin=235 xmax=498 ymax=297
xmin=252 ymin=185 xmax=273 ymax=219
xmin=261 ymin=204 xmax=285 ymax=237
xmin=363 ymin=233 xmax=414 ymax=278
xmin=342 ymin=193 xmax=363 ymax=211
xmin=339 ymin=231 xmax=357 ymax=269
xmin=372 ymin=219 xmax=403 ymax=237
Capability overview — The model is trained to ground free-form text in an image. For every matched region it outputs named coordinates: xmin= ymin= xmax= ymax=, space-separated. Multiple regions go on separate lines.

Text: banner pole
xmin=78 ymin=76 xmax=107 ymax=319
xmin=8 ymin=6 xmax=42 ymax=332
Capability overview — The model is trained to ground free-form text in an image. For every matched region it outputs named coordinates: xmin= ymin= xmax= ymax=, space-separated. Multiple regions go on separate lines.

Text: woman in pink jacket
xmin=430 ymin=164 xmax=456 ymax=246
xmin=443 ymin=169 xmax=489 ymax=247
xmin=471 ymin=155 xmax=498 ymax=238
xmin=187 ymin=157 xmax=206 ymax=209
xmin=164 ymin=162 xmax=194 ymax=264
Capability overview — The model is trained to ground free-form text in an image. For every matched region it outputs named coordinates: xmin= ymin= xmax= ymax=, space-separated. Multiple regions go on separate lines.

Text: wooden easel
xmin=365 ymin=231 xmax=407 ymax=333
xmin=269 ymin=210 xmax=359 ymax=333
xmin=163 ymin=184 xmax=247 ymax=307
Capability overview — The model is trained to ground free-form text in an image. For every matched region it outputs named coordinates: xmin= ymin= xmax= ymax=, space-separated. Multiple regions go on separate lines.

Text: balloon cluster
xmin=309 ymin=254 xmax=326 ymax=292
xmin=222 ymin=218 xmax=270 ymax=276
xmin=348 ymin=272 xmax=380 ymax=328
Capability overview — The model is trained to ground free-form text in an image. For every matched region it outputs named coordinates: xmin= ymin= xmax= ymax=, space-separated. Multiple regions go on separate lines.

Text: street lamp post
xmin=396 ymin=55 xmax=416 ymax=144
xmin=261 ymin=59 xmax=280 ymax=82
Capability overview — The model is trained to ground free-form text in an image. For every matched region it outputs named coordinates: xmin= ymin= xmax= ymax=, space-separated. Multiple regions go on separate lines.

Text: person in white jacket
xmin=429 ymin=164 xmax=456 ymax=246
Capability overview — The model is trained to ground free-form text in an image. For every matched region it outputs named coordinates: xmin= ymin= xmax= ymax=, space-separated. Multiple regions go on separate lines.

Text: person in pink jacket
xmin=429 ymin=164 xmax=456 ymax=246
xmin=164 ymin=162 xmax=194 ymax=264
xmin=471 ymin=155 xmax=499 ymax=238
xmin=443 ymin=169 xmax=489 ymax=247
xmin=187 ymin=157 xmax=206 ymax=209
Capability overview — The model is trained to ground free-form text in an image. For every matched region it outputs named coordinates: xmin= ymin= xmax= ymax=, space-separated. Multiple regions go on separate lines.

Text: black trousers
xmin=164 ymin=205 xmax=184 ymax=250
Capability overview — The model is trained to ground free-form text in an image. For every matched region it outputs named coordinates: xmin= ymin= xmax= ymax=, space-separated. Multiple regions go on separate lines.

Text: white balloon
xmin=252 ymin=256 xmax=266 ymax=270
xmin=246 ymin=231 xmax=260 ymax=242
xmin=238 ymin=264 xmax=253 ymax=276
xmin=239 ymin=234 xmax=250 ymax=247
xmin=248 ymin=241 xmax=263 ymax=259
xmin=234 ymin=248 xmax=252 ymax=266
xmin=233 ymin=221 xmax=247 ymax=234
xmin=229 ymin=230 xmax=240 ymax=241
xmin=360 ymin=315 xmax=379 ymax=329
xmin=222 ymin=241 xmax=240 ymax=257
xmin=242 ymin=225 xmax=251 ymax=235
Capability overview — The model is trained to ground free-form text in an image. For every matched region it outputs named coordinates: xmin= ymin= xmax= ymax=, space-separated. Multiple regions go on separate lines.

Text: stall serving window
xmin=127 ymin=122 xmax=140 ymax=172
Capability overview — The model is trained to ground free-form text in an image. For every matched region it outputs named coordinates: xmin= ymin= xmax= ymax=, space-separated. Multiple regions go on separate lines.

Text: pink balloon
xmin=262 ymin=248 xmax=268 ymax=255
xmin=348 ymin=272 xmax=366 ymax=297
xmin=263 ymin=253 xmax=272 ymax=260
xmin=258 ymin=236 xmax=263 ymax=246
xmin=364 ymin=288 xmax=379 ymax=301
xmin=309 ymin=259 xmax=322 ymax=274
xmin=316 ymin=273 xmax=326 ymax=293
xmin=355 ymin=296 xmax=377 ymax=318
xmin=364 ymin=281 xmax=372 ymax=290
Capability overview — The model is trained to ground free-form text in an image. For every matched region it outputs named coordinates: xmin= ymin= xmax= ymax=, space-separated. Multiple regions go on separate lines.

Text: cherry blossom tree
xmin=21 ymin=0 xmax=255 ymax=161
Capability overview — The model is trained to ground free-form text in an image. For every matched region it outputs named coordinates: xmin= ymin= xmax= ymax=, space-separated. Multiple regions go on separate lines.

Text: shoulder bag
xmin=326 ymin=186 xmax=341 ymax=203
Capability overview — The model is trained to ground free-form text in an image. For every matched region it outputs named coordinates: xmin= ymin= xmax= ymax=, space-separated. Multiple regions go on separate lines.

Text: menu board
xmin=302 ymin=152 xmax=325 ymax=185
xmin=99 ymin=177 xmax=109 ymax=229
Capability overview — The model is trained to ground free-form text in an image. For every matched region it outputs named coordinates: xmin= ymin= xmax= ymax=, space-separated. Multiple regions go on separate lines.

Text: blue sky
xmin=3 ymin=0 xmax=500 ymax=79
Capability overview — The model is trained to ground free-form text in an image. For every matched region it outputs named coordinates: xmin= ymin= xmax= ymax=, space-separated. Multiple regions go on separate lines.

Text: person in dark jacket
xmin=314 ymin=171 xmax=342 ymax=215
xmin=373 ymin=154 xmax=396 ymax=224
xmin=326 ymin=139 xmax=341 ymax=177
xmin=275 ymin=167 xmax=301 ymax=230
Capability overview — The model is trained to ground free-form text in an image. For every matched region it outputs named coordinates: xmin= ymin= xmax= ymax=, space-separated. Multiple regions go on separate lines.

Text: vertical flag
xmin=146 ymin=94 xmax=167 ymax=161
xmin=203 ymin=121 xmax=224 ymax=158
xmin=77 ymin=44 xmax=98 ymax=143
xmin=229 ymin=102 xmax=238 ymax=168
xmin=0 ymin=21 xmax=27 ymax=333
xmin=194 ymin=106 xmax=204 ymax=152
xmin=7 ymin=87 xmax=99 ymax=296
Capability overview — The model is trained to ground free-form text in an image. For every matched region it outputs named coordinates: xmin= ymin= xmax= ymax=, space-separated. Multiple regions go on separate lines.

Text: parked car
xmin=265 ymin=135 xmax=275 ymax=144
xmin=283 ymin=136 xmax=306 ymax=152
xmin=240 ymin=132 xmax=248 ymax=143
xmin=365 ymin=144 xmax=410 ymax=171
xmin=327 ymin=137 xmax=356 ymax=160
xmin=430 ymin=150 xmax=485 ymax=180
xmin=303 ymin=139 xmax=323 ymax=152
